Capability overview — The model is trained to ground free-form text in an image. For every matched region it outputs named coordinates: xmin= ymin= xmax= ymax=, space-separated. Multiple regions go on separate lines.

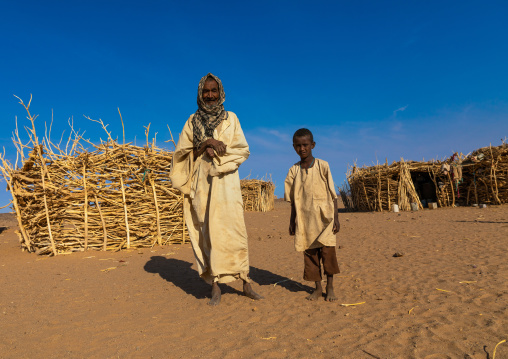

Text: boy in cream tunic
xmin=284 ymin=128 xmax=340 ymax=301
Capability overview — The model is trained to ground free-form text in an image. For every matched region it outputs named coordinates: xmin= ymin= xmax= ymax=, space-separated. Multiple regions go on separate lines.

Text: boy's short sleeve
xmin=284 ymin=165 xmax=297 ymax=202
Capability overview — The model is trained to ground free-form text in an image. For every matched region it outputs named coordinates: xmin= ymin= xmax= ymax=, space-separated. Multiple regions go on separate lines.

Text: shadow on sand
xmin=337 ymin=208 xmax=354 ymax=214
xmin=249 ymin=267 xmax=313 ymax=293
xmin=144 ymin=256 xmax=312 ymax=299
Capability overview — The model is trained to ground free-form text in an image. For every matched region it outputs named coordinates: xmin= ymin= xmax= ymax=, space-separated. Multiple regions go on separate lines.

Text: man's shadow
xmin=144 ymin=256 xmax=312 ymax=299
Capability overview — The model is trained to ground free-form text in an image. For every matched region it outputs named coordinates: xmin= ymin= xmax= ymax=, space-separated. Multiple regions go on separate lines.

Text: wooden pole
xmin=447 ymin=173 xmax=455 ymax=207
xmin=362 ymin=181 xmax=370 ymax=211
xmin=94 ymin=193 xmax=108 ymax=251
xmin=150 ymin=179 xmax=162 ymax=245
xmin=387 ymin=177 xmax=391 ymax=211
xmin=40 ymin=165 xmax=57 ymax=256
xmin=83 ymin=164 xmax=88 ymax=250
xmin=120 ymin=176 xmax=131 ymax=249
xmin=473 ymin=166 xmax=478 ymax=205
xmin=430 ymin=168 xmax=442 ymax=208
xmin=489 ymin=145 xmax=501 ymax=204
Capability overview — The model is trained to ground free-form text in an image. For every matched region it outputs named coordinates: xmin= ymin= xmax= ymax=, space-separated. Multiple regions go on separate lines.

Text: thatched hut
xmin=339 ymin=142 xmax=508 ymax=212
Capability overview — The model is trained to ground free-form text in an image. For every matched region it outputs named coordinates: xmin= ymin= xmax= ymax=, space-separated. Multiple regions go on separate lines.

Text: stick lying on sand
xmin=273 ymin=278 xmax=292 ymax=287
xmin=340 ymin=301 xmax=365 ymax=307
xmin=436 ymin=288 xmax=452 ymax=292
xmin=493 ymin=339 xmax=506 ymax=359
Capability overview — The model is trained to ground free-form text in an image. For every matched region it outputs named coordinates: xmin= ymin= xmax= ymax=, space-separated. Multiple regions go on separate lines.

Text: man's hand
xmin=207 ymin=139 xmax=227 ymax=156
xmin=205 ymin=147 xmax=215 ymax=158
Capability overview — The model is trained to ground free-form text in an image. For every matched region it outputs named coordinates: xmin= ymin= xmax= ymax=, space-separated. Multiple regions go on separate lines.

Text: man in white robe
xmin=169 ymin=73 xmax=262 ymax=305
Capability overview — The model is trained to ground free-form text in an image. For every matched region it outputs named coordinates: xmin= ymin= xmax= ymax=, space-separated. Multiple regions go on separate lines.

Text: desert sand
xmin=0 ymin=200 xmax=507 ymax=358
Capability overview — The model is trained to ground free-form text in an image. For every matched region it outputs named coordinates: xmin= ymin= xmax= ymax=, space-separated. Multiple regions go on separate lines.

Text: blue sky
xmin=1 ymin=1 xmax=507 ymax=211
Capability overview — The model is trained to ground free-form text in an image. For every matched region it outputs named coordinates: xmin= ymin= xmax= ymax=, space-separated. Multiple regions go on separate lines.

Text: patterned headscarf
xmin=192 ymin=73 xmax=228 ymax=149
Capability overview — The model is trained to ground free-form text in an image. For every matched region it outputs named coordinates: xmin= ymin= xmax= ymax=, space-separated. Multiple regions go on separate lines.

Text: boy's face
xmin=293 ymin=135 xmax=315 ymax=160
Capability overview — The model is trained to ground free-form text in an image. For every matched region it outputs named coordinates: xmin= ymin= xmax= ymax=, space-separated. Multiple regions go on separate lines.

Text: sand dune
xmin=0 ymin=201 xmax=506 ymax=358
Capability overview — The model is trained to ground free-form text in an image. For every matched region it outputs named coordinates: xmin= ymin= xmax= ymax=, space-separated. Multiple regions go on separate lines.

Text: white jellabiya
xmin=170 ymin=111 xmax=251 ymax=284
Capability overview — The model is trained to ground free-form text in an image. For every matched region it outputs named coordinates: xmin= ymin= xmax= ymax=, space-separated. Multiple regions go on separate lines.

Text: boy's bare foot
xmin=243 ymin=282 xmax=264 ymax=300
xmin=208 ymin=282 xmax=221 ymax=306
xmin=306 ymin=281 xmax=323 ymax=301
xmin=325 ymin=284 xmax=337 ymax=302
xmin=306 ymin=288 xmax=323 ymax=301
xmin=325 ymin=275 xmax=337 ymax=302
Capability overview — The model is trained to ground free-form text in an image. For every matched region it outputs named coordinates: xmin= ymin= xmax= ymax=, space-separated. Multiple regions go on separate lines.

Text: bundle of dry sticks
xmin=0 ymin=97 xmax=187 ymax=255
xmin=240 ymin=178 xmax=275 ymax=212
xmin=462 ymin=143 xmax=508 ymax=206
xmin=340 ymin=142 xmax=508 ymax=212
xmin=342 ymin=159 xmax=465 ymax=212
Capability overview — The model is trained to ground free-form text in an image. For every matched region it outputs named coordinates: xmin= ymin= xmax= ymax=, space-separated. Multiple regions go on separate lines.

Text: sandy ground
xmin=0 ymin=201 xmax=507 ymax=359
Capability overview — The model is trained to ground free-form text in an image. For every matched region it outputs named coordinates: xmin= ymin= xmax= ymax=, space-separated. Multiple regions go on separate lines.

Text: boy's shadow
xmin=249 ymin=267 xmax=313 ymax=293
xmin=144 ymin=256 xmax=312 ymax=299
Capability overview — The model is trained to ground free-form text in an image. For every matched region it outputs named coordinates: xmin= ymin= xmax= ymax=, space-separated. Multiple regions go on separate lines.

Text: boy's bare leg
xmin=306 ymin=281 xmax=323 ymax=301
xmin=243 ymin=280 xmax=264 ymax=300
xmin=325 ymin=275 xmax=337 ymax=302
xmin=208 ymin=282 xmax=221 ymax=306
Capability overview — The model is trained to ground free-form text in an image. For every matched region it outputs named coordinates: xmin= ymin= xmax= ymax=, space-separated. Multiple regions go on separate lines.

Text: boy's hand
xmin=333 ymin=198 xmax=340 ymax=234
xmin=289 ymin=221 xmax=296 ymax=236
xmin=333 ymin=218 xmax=340 ymax=234
xmin=289 ymin=202 xmax=296 ymax=236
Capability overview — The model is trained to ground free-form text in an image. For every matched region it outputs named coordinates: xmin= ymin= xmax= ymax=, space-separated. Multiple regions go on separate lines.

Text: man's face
xmin=293 ymin=135 xmax=315 ymax=160
xmin=202 ymin=78 xmax=220 ymax=107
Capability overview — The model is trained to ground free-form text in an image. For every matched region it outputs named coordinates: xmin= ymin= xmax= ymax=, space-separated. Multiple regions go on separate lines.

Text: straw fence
xmin=241 ymin=178 xmax=275 ymax=212
xmin=462 ymin=143 xmax=508 ymax=206
xmin=0 ymin=97 xmax=187 ymax=255
xmin=340 ymin=142 xmax=508 ymax=212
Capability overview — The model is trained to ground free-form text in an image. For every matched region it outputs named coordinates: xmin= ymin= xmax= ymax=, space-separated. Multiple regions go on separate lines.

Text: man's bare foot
xmin=306 ymin=281 xmax=323 ymax=301
xmin=208 ymin=282 xmax=221 ymax=306
xmin=325 ymin=284 xmax=337 ymax=302
xmin=243 ymin=282 xmax=264 ymax=300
